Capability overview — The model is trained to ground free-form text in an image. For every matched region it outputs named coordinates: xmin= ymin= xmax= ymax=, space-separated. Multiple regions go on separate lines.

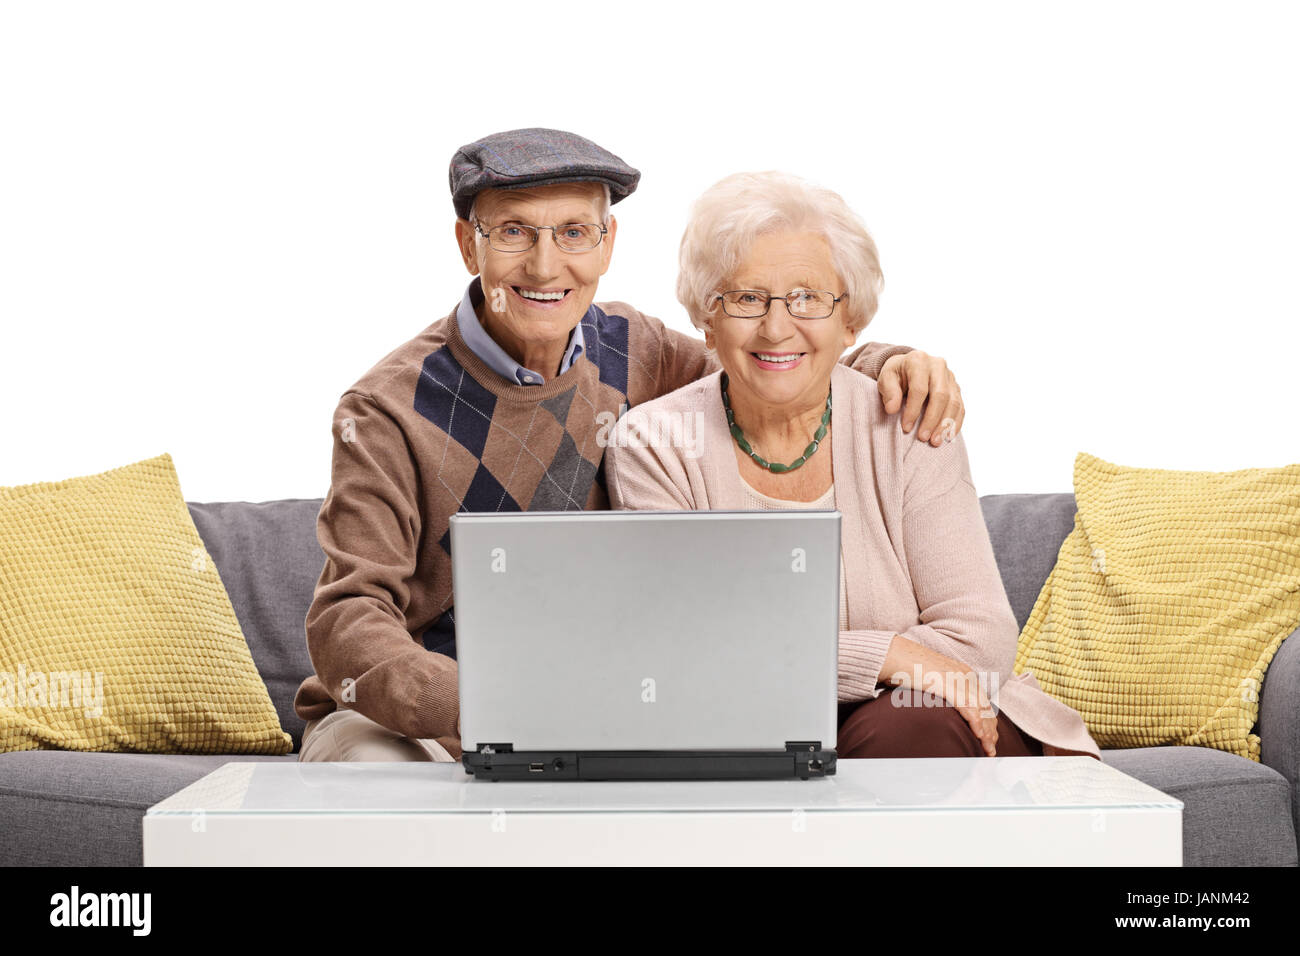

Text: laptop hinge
xmin=785 ymin=741 xmax=823 ymax=754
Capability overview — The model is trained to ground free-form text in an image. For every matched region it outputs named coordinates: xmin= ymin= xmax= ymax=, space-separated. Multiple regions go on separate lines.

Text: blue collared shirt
xmin=456 ymin=281 xmax=585 ymax=385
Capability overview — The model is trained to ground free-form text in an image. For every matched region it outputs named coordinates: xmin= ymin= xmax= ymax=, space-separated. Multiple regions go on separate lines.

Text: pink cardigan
xmin=604 ymin=364 xmax=1101 ymax=760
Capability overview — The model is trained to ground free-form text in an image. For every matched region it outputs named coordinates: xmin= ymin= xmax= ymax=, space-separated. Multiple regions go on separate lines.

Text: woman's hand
xmin=880 ymin=634 xmax=999 ymax=756
xmin=945 ymin=674 xmax=999 ymax=758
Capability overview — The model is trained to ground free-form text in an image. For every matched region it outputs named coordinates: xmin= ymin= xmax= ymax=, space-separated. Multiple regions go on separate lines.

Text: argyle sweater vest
xmin=293 ymin=297 xmax=908 ymax=756
xmin=408 ymin=302 xmax=684 ymax=657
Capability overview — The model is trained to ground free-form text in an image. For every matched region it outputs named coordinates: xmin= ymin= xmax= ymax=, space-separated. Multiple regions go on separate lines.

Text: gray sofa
xmin=2 ymin=494 xmax=1297 ymax=866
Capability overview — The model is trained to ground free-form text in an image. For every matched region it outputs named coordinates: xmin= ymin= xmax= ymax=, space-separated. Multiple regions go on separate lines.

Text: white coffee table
xmin=144 ymin=756 xmax=1183 ymax=865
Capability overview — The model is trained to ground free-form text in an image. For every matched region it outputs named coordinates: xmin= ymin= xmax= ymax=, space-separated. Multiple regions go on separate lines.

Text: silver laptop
xmin=450 ymin=510 xmax=840 ymax=781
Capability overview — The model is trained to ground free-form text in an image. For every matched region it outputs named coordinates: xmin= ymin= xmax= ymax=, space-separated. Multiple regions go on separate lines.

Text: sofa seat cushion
xmin=0 ymin=751 xmax=297 ymax=866
xmin=1101 ymin=746 xmax=1297 ymax=866
xmin=4 ymin=747 xmax=1294 ymax=867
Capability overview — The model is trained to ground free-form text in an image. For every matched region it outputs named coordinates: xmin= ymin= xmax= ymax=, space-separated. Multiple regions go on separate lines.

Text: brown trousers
xmin=838 ymin=688 xmax=1044 ymax=758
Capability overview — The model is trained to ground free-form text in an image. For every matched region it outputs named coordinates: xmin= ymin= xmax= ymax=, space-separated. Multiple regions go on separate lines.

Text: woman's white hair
xmin=676 ymin=171 xmax=883 ymax=335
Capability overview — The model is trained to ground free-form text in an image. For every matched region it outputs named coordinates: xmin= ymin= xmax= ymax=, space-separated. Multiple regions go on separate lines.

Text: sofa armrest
xmin=1258 ymin=625 xmax=1300 ymax=850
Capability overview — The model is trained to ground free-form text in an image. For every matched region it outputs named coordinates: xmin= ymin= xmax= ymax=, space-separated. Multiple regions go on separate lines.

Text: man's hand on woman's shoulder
xmin=878 ymin=350 xmax=965 ymax=447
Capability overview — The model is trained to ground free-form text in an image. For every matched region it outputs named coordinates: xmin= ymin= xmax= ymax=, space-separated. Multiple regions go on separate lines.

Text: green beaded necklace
xmin=720 ymin=372 xmax=831 ymax=474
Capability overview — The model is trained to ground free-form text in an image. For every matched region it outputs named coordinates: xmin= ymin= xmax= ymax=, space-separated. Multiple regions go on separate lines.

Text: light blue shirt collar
xmin=456 ymin=281 xmax=585 ymax=386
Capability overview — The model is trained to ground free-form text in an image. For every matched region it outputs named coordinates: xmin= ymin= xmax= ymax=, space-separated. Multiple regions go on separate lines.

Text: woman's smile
xmin=750 ymin=350 xmax=806 ymax=371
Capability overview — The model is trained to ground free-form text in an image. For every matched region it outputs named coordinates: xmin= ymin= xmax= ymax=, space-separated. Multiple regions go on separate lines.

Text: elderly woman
xmin=604 ymin=171 xmax=1100 ymax=760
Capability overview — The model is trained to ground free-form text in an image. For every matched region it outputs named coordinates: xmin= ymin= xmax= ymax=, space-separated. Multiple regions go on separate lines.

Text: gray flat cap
xmin=449 ymin=127 xmax=641 ymax=220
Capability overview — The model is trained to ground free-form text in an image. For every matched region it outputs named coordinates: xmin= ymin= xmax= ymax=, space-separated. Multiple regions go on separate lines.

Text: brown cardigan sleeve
xmin=299 ymin=389 xmax=461 ymax=745
xmin=839 ymin=338 xmax=914 ymax=380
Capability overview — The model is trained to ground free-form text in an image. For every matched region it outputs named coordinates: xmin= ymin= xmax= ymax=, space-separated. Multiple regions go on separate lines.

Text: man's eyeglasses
xmin=713 ymin=289 xmax=849 ymax=320
xmin=474 ymin=222 xmax=608 ymax=253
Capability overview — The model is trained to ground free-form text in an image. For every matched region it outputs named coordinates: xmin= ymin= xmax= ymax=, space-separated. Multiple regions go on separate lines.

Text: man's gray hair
xmin=676 ymin=171 xmax=883 ymax=336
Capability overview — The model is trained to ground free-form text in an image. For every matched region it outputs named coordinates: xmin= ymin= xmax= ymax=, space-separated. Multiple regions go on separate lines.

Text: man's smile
xmin=511 ymin=285 xmax=573 ymax=307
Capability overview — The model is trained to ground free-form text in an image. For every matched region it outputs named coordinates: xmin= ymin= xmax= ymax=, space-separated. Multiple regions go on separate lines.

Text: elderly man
xmin=293 ymin=128 xmax=968 ymax=762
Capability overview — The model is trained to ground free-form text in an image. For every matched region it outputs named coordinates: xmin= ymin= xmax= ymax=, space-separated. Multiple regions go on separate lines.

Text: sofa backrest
xmin=979 ymin=493 xmax=1078 ymax=630
xmin=189 ymin=499 xmax=325 ymax=751
xmin=189 ymin=493 xmax=1080 ymax=751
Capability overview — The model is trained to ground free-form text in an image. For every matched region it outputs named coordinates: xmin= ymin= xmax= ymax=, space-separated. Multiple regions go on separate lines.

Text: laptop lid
xmin=450 ymin=510 xmax=839 ymax=753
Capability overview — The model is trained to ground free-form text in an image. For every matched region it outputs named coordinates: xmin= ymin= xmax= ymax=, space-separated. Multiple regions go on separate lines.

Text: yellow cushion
xmin=1015 ymin=452 xmax=1300 ymax=761
xmin=0 ymin=454 xmax=292 ymax=755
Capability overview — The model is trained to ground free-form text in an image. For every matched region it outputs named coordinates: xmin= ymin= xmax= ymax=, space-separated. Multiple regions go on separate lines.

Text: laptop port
xmin=529 ymin=762 xmax=545 ymax=773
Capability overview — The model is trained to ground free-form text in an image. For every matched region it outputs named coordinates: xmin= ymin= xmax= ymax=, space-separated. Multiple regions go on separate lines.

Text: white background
xmin=2 ymin=0 xmax=1297 ymax=501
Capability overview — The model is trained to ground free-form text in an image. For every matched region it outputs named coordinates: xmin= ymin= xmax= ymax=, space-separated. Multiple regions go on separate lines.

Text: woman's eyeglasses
xmin=714 ymin=289 xmax=848 ymax=319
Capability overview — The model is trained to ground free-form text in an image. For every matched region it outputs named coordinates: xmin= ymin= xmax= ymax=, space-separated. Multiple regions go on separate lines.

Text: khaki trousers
xmin=298 ymin=708 xmax=456 ymax=762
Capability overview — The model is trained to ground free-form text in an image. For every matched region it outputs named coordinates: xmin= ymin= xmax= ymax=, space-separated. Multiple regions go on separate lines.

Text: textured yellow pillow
xmin=0 ymin=454 xmax=291 ymax=754
xmin=1015 ymin=452 xmax=1300 ymax=761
